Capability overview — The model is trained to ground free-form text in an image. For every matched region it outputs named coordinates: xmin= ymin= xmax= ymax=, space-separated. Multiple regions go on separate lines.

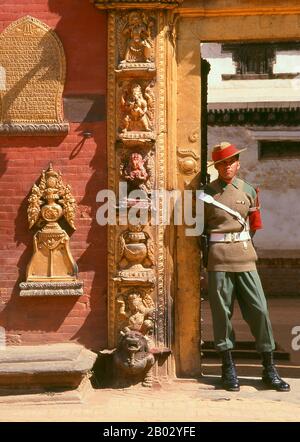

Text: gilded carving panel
xmin=20 ymin=164 xmax=83 ymax=297
xmin=0 ymin=16 xmax=69 ymax=135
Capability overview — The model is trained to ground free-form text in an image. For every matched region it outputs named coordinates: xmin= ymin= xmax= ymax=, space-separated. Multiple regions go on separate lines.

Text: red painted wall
xmin=0 ymin=1 xmax=108 ymax=350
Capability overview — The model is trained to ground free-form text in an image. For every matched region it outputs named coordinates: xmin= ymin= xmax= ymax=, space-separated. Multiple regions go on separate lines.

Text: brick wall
xmin=0 ymin=1 xmax=108 ymax=350
xmin=258 ymin=260 xmax=300 ymax=297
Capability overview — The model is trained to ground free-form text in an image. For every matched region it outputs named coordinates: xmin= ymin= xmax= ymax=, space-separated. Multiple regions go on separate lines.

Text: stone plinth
xmin=0 ymin=343 xmax=97 ymax=392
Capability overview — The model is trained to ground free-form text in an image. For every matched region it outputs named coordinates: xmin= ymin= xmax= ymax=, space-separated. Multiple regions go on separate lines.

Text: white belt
xmin=209 ymin=231 xmax=251 ymax=242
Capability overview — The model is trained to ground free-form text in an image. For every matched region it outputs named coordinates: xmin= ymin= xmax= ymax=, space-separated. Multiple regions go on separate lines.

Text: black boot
xmin=220 ymin=350 xmax=240 ymax=391
xmin=261 ymin=352 xmax=290 ymax=392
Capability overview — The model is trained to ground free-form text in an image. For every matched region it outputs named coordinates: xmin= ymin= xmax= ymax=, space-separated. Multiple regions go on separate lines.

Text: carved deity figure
xmin=122 ymin=152 xmax=149 ymax=193
xmin=120 ymin=150 xmax=154 ymax=198
xmin=120 ymin=11 xmax=155 ymax=64
xmin=120 ymin=82 xmax=154 ymax=133
xmin=117 ymin=290 xmax=155 ymax=336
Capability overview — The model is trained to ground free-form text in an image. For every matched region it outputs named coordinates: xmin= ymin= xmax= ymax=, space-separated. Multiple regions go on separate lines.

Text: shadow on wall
xmin=48 ymin=0 xmax=108 ymax=350
xmin=71 ymin=122 xmax=108 ymax=351
xmin=0 ymin=151 xmax=8 ymax=177
xmin=0 ymin=129 xmax=107 ymax=350
xmin=0 ymin=124 xmax=107 ymax=350
xmin=0 ymin=153 xmax=77 ymax=343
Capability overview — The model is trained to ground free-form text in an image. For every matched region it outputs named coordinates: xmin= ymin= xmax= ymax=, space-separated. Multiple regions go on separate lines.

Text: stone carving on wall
xmin=188 ymin=129 xmax=200 ymax=143
xmin=118 ymin=80 xmax=155 ymax=141
xmin=119 ymin=224 xmax=155 ymax=268
xmin=120 ymin=150 xmax=155 ymax=194
xmin=177 ymin=148 xmax=200 ymax=176
xmin=96 ymin=3 xmax=174 ymax=387
xmin=0 ymin=16 xmax=69 ymax=136
xmin=116 ymin=288 xmax=155 ymax=337
xmin=116 ymin=224 xmax=155 ymax=284
xmin=113 ymin=329 xmax=155 ymax=387
xmin=117 ymin=11 xmax=156 ymax=70
xmin=19 ymin=164 xmax=83 ymax=297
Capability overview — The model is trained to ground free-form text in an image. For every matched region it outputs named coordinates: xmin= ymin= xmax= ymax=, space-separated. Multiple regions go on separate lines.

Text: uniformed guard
xmin=200 ymin=142 xmax=290 ymax=392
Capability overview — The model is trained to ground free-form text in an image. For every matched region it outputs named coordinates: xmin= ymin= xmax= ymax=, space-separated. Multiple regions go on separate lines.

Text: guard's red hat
xmin=209 ymin=142 xmax=247 ymax=166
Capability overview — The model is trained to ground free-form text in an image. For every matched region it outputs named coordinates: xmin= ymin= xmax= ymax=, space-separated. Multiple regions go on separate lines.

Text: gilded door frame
xmin=94 ymin=0 xmax=300 ymax=378
xmin=175 ymin=0 xmax=300 ymax=376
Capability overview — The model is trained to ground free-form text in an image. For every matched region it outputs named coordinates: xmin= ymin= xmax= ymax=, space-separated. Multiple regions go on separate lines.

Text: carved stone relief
xmin=0 ymin=16 xmax=69 ymax=136
xmin=115 ymin=224 xmax=156 ymax=284
xmin=119 ymin=225 xmax=154 ymax=269
xmin=188 ymin=129 xmax=200 ymax=143
xmin=116 ymin=288 xmax=155 ymax=337
xmin=120 ymin=150 xmax=155 ymax=195
xmin=116 ymin=11 xmax=156 ymax=70
xmin=177 ymin=148 xmax=200 ymax=176
xmin=118 ymin=80 xmax=155 ymax=142
xmin=98 ymin=3 xmax=173 ymax=386
xmin=113 ymin=329 xmax=155 ymax=388
xmin=20 ymin=164 xmax=83 ymax=297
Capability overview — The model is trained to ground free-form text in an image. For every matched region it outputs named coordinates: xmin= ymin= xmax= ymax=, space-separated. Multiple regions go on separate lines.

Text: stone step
xmin=0 ymin=343 xmax=97 ymax=395
xmin=201 ymin=341 xmax=290 ymax=360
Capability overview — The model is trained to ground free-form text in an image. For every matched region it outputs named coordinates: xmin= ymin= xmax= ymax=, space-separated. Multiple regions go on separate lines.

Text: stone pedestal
xmin=0 ymin=343 xmax=97 ymax=395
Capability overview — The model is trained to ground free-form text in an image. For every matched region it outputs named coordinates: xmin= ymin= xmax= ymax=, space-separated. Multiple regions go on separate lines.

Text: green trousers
xmin=208 ymin=271 xmax=275 ymax=353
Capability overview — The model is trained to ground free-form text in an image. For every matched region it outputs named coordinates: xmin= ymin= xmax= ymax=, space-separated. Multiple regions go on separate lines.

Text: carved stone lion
xmin=113 ymin=328 xmax=155 ymax=387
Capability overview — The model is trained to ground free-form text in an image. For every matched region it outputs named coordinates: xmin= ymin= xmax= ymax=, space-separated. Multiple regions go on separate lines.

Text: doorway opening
xmin=200 ymin=40 xmax=300 ymax=378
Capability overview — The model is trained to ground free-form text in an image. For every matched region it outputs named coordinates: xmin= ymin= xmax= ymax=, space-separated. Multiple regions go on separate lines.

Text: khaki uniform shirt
xmin=204 ymin=177 xmax=258 ymax=272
